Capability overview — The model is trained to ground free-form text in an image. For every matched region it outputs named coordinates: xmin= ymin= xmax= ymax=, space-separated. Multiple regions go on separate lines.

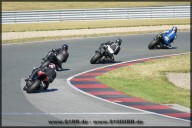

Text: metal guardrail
xmin=2 ymin=6 xmax=190 ymax=24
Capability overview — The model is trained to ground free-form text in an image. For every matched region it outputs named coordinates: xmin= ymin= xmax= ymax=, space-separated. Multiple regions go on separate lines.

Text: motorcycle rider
xmin=43 ymin=44 xmax=69 ymax=70
xmin=23 ymin=63 xmax=57 ymax=91
xmin=42 ymin=63 xmax=57 ymax=88
xmin=100 ymin=38 xmax=122 ymax=62
xmin=159 ymin=26 xmax=177 ymax=49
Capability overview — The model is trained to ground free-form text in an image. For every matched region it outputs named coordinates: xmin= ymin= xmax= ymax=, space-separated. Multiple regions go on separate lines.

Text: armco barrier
xmin=2 ymin=6 xmax=190 ymax=24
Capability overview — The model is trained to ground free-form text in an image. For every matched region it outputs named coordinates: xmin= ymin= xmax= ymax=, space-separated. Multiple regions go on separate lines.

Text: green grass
xmin=2 ymin=2 xmax=190 ymax=11
xmin=2 ymin=18 xmax=190 ymax=32
xmin=97 ymin=54 xmax=190 ymax=108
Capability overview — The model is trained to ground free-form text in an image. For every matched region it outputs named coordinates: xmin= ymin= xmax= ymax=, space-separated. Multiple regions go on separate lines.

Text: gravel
xmin=166 ymin=72 xmax=190 ymax=90
xmin=2 ymin=25 xmax=190 ymax=40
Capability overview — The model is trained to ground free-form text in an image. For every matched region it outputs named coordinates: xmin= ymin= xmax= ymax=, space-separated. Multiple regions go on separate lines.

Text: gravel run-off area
xmin=166 ymin=73 xmax=190 ymax=90
xmin=2 ymin=25 xmax=189 ymax=40
xmin=165 ymin=73 xmax=190 ymax=112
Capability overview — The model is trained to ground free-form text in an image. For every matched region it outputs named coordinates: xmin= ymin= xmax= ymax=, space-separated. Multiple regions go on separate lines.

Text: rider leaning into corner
xmin=159 ymin=26 xmax=177 ymax=49
xmin=100 ymin=38 xmax=122 ymax=62
xmin=23 ymin=63 xmax=57 ymax=91
xmin=43 ymin=44 xmax=69 ymax=70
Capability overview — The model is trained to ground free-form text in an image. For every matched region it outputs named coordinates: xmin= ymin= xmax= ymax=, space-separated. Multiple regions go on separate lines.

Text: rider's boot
xmin=56 ymin=63 xmax=62 ymax=71
xmin=41 ymin=81 xmax=49 ymax=90
xmin=23 ymin=86 xmax=27 ymax=91
xmin=109 ymin=55 xmax=115 ymax=63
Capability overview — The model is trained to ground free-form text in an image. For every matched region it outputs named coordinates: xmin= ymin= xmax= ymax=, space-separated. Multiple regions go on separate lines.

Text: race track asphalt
xmin=2 ymin=32 xmax=190 ymax=126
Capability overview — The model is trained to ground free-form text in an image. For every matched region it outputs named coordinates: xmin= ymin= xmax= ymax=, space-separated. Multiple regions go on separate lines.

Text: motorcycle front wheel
xmin=148 ymin=39 xmax=159 ymax=49
xmin=90 ymin=53 xmax=102 ymax=64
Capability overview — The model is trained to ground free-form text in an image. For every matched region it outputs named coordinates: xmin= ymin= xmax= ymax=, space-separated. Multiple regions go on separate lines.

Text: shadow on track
xmin=57 ymin=68 xmax=70 ymax=72
xmin=148 ymin=47 xmax=178 ymax=50
xmin=96 ymin=60 xmax=123 ymax=65
xmin=29 ymin=88 xmax=58 ymax=94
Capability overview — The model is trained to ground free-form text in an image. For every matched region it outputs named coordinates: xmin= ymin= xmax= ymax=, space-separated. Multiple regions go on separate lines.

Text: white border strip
xmin=67 ymin=52 xmax=191 ymax=122
xmin=2 ymin=112 xmax=150 ymax=115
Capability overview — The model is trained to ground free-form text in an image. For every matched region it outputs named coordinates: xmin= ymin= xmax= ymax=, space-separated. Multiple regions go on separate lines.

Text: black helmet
xmin=172 ymin=26 xmax=177 ymax=33
xmin=62 ymin=44 xmax=68 ymax=50
xmin=115 ymin=38 xmax=122 ymax=45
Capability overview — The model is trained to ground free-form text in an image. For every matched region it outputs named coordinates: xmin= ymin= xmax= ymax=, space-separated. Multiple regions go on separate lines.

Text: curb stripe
xmin=96 ymin=67 xmax=119 ymax=71
xmin=79 ymin=88 xmax=115 ymax=92
xmin=89 ymin=70 xmax=107 ymax=73
xmin=131 ymin=105 xmax=171 ymax=109
xmin=98 ymin=95 xmax=133 ymax=98
xmin=71 ymin=78 xmax=97 ymax=81
xmin=119 ymin=102 xmax=155 ymax=106
xmin=75 ymin=84 xmax=109 ymax=88
xmin=146 ymin=109 xmax=185 ymax=114
xmin=106 ymin=98 xmax=147 ymax=102
xmin=75 ymin=76 xmax=96 ymax=78
xmin=68 ymin=52 xmax=191 ymax=122
xmin=165 ymin=113 xmax=191 ymax=117
xmin=88 ymin=91 xmax=125 ymax=95
xmin=80 ymin=73 xmax=104 ymax=76
xmin=71 ymin=81 xmax=101 ymax=84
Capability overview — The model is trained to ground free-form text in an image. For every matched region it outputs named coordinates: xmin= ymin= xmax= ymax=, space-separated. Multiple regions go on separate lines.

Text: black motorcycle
xmin=40 ymin=51 xmax=65 ymax=70
xmin=24 ymin=69 xmax=49 ymax=93
xmin=148 ymin=34 xmax=165 ymax=49
xmin=90 ymin=45 xmax=115 ymax=64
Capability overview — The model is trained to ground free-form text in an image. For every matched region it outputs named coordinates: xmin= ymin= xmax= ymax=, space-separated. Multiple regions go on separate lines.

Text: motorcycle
xmin=40 ymin=50 xmax=65 ymax=70
xmin=90 ymin=45 xmax=115 ymax=64
xmin=148 ymin=34 xmax=165 ymax=49
xmin=24 ymin=69 xmax=49 ymax=93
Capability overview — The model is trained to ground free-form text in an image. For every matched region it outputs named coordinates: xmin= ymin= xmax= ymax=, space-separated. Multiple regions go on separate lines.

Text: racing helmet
xmin=48 ymin=63 xmax=56 ymax=70
xmin=62 ymin=44 xmax=68 ymax=50
xmin=115 ymin=38 xmax=122 ymax=45
xmin=172 ymin=26 xmax=177 ymax=33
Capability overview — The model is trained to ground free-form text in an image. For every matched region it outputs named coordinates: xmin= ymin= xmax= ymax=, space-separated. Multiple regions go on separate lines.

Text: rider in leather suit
xmin=43 ymin=44 xmax=69 ymax=70
xmin=160 ymin=26 xmax=177 ymax=49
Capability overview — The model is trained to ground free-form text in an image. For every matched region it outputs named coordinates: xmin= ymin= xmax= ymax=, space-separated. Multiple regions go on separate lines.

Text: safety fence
xmin=2 ymin=6 xmax=190 ymax=24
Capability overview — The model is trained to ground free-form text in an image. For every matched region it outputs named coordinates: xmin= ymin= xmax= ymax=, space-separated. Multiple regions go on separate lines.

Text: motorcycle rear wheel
xmin=40 ymin=60 xmax=51 ymax=68
xmin=26 ymin=79 xmax=41 ymax=93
